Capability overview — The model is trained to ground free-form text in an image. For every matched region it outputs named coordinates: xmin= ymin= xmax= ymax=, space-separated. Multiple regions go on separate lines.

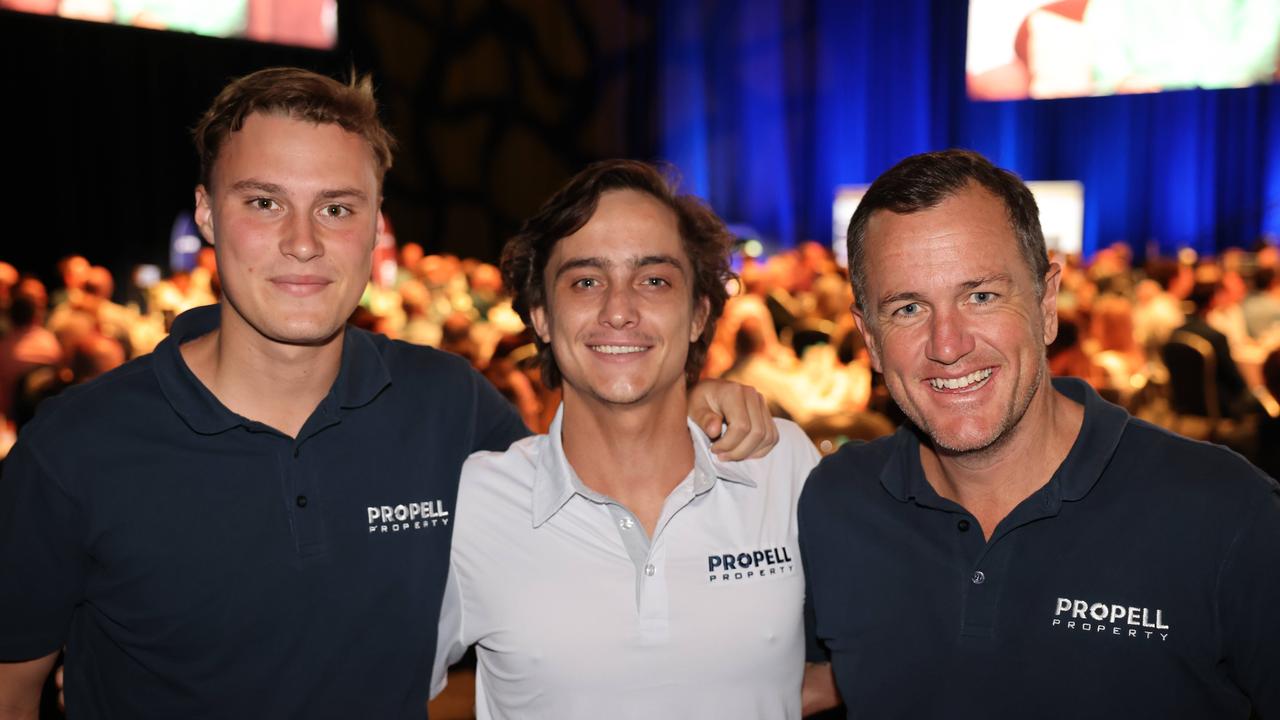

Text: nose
xmin=925 ymin=306 xmax=974 ymax=365
xmin=279 ymin=214 xmax=324 ymax=262
xmin=599 ymin=283 xmax=638 ymax=329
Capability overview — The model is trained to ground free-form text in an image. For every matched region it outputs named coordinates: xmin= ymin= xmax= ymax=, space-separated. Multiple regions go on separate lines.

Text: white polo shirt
xmin=433 ymin=408 xmax=820 ymax=719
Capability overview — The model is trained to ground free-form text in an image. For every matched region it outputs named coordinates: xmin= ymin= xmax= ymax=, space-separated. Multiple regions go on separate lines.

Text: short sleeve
xmin=0 ymin=438 xmax=86 ymax=660
xmin=430 ymin=561 xmax=467 ymax=699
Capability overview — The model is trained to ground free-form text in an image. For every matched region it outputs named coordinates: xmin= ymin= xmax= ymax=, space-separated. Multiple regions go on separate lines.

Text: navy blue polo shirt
xmin=0 ymin=305 xmax=528 ymax=718
xmin=799 ymin=377 xmax=1280 ymax=719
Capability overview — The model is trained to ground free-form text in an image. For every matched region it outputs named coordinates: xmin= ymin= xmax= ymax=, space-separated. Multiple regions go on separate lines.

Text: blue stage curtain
xmin=657 ymin=0 xmax=1280 ymax=258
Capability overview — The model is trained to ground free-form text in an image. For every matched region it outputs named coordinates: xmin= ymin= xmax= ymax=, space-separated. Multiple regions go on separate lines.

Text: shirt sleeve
xmin=1217 ymin=483 xmax=1280 ymax=714
xmin=469 ymin=367 xmax=532 ymax=453
xmin=430 ymin=560 xmax=468 ymax=699
xmin=0 ymin=438 xmax=86 ymax=660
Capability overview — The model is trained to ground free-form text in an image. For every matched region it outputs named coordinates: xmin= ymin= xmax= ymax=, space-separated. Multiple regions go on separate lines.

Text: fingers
xmin=710 ymin=384 xmax=776 ymax=461
xmin=745 ymin=391 xmax=778 ymax=459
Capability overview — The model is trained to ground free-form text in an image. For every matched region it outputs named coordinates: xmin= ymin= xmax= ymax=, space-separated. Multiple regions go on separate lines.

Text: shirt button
xmin=619 ymin=516 xmax=635 ymax=530
xmin=296 ymin=495 xmax=308 ymax=508
xmin=971 ymin=570 xmax=985 ymax=585
xmin=957 ymin=519 xmax=970 ymax=532
xmin=644 ymin=564 xmax=656 ymax=577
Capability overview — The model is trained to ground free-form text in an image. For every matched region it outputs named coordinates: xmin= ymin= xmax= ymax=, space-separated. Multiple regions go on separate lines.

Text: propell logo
xmin=1051 ymin=596 xmax=1170 ymax=641
xmin=367 ymin=500 xmax=450 ymax=534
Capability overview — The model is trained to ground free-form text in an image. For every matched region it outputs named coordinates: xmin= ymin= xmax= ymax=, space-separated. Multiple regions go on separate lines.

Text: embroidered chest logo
xmin=1051 ymin=597 xmax=1170 ymax=642
xmin=367 ymin=500 xmax=450 ymax=534
xmin=707 ymin=545 xmax=796 ymax=583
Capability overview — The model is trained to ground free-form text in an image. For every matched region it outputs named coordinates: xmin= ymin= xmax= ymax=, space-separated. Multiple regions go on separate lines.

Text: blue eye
xmin=894 ymin=302 xmax=920 ymax=317
xmin=971 ymin=292 xmax=996 ymax=304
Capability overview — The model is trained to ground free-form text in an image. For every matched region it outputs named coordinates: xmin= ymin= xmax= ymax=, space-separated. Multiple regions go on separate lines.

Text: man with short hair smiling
xmin=434 ymin=160 xmax=831 ymax=719
xmin=0 ymin=69 xmax=774 ymax=719
xmin=800 ymin=149 xmax=1280 ymax=718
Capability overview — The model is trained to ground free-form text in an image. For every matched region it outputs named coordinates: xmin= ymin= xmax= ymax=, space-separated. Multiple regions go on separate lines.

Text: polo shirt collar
xmin=531 ymin=404 xmax=757 ymax=528
xmin=155 ymin=304 xmax=392 ymax=436
xmin=879 ymin=376 xmax=1129 ymax=506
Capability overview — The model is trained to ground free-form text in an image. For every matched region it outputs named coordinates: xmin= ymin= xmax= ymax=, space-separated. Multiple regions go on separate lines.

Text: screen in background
xmin=967 ymin=0 xmax=1280 ymax=101
xmin=831 ymin=180 xmax=1084 ymax=265
xmin=0 ymin=0 xmax=337 ymax=49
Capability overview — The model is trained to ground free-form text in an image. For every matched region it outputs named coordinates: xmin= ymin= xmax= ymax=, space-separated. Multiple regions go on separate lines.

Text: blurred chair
xmin=1159 ymin=330 xmax=1223 ymax=440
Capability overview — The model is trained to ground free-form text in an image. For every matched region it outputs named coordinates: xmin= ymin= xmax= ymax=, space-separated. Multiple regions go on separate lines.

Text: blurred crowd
xmin=3 ymin=238 xmax=1280 ymax=476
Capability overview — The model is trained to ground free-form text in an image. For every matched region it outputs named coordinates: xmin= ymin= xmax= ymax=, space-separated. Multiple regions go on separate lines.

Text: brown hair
xmin=846 ymin=149 xmax=1048 ymax=314
xmin=193 ymin=67 xmax=395 ymax=188
xmin=500 ymin=159 xmax=734 ymax=389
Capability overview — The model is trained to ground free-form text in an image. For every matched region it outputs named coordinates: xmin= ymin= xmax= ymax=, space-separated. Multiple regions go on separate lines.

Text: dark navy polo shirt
xmin=799 ymin=377 xmax=1280 ymax=719
xmin=0 ymin=305 xmax=528 ymax=718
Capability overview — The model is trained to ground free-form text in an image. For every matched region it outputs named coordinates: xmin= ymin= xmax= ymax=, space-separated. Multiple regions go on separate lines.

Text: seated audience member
xmin=1242 ymin=264 xmax=1280 ymax=341
xmin=439 ymin=311 xmax=479 ymax=367
xmin=0 ymin=279 xmax=61 ymax=420
xmin=12 ymin=331 xmax=126 ymax=430
xmin=1046 ymin=313 xmax=1092 ymax=379
xmin=1088 ymin=294 xmax=1146 ymax=402
xmin=1174 ymin=270 xmax=1261 ymax=420
xmin=51 ymin=254 xmax=90 ymax=310
xmin=0 ymin=262 xmax=17 ymax=336
xmin=1132 ymin=257 xmax=1187 ymax=351
xmin=1256 ymin=349 xmax=1280 ymax=480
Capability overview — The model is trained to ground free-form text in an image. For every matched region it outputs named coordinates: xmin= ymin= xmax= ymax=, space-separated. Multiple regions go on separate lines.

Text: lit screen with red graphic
xmin=1 ymin=0 xmax=337 ymax=50
xmin=967 ymin=0 xmax=1280 ymax=101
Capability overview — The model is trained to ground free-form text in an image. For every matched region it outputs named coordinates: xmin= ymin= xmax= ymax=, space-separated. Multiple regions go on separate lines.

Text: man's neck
xmin=560 ymin=386 xmax=696 ymax=536
xmin=179 ymin=310 xmax=344 ymax=439
xmin=920 ymin=378 xmax=1084 ymax=541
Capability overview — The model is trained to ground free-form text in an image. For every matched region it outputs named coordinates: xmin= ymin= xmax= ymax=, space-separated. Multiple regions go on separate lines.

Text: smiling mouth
xmin=589 ymin=344 xmax=648 ymax=355
xmin=928 ymin=367 xmax=994 ymax=392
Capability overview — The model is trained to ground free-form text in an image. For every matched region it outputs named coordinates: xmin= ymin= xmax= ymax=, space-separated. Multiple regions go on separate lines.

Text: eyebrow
xmin=877 ymin=291 xmax=925 ymax=309
xmin=553 ymin=254 xmax=686 ymax=280
xmin=227 ymin=180 xmax=368 ymax=203
xmin=229 ymin=179 xmax=285 ymax=195
xmin=959 ymin=273 xmax=1013 ymax=291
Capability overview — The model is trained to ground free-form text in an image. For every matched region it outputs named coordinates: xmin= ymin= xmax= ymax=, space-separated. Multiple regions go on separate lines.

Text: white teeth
xmin=929 ymin=368 xmax=993 ymax=391
xmin=591 ymin=345 xmax=646 ymax=355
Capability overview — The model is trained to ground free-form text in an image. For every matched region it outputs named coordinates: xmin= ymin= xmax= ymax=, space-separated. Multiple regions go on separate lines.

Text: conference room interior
xmin=3 ymin=1 xmax=1280 ymax=718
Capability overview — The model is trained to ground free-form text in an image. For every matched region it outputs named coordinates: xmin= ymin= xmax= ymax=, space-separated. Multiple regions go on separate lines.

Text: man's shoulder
xmin=460 ymin=434 xmax=543 ymax=490
xmin=20 ymin=353 xmax=160 ymax=443
xmin=799 ymin=431 xmax=901 ymax=512
xmin=810 ymin=431 xmax=899 ymax=484
xmin=454 ymin=435 xmax=544 ymax=535
xmin=1116 ymin=415 xmax=1278 ymax=503
xmin=365 ymin=331 xmax=478 ymax=384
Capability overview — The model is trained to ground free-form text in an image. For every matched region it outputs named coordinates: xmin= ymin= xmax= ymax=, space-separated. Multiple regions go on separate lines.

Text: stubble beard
xmin=906 ymin=360 xmax=1045 ymax=459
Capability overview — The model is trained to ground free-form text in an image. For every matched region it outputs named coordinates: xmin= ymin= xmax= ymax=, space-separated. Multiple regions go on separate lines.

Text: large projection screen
xmin=831 ymin=181 xmax=1085 ymax=267
xmin=0 ymin=0 xmax=337 ymax=49
xmin=967 ymin=0 xmax=1280 ymax=101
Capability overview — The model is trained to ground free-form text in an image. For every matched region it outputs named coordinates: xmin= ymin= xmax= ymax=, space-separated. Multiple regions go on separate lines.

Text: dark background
xmin=4 ymin=0 xmax=1280 ymax=290
xmin=0 ymin=0 xmax=660 ymax=284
